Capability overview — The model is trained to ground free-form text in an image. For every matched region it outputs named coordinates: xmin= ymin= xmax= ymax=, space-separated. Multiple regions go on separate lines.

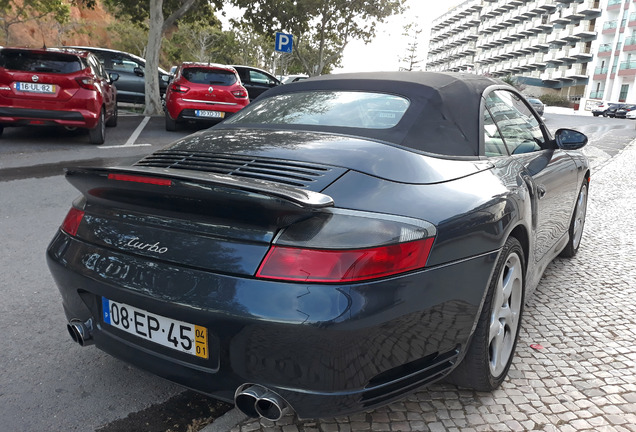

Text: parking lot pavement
xmin=215 ymin=141 xmax=636 ymax=431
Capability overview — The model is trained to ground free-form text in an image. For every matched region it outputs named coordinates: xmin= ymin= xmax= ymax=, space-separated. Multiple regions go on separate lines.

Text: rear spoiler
xmin=65 ymin=165 xmax=334 ymax=210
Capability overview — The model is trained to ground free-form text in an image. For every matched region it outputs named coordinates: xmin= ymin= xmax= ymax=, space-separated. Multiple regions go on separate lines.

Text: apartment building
xmin=427 ymin=0 xmax=636 ymax=107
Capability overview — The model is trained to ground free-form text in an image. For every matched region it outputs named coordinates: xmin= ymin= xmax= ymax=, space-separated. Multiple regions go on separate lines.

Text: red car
xmin=164 ymin=63 xmax=249 ymax=131
xmin=0 ymin=47 xmax=118 ymax=144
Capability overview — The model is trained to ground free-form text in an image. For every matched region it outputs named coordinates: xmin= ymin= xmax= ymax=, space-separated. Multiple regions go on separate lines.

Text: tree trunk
xmin=144 ymin=0 xmax=164 ymax=116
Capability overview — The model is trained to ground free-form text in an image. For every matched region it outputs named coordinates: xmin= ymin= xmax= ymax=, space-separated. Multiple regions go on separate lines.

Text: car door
xmin=484 ymin=89 xmax=579 ymax=262
xmin=109 ymin=52 xmax=145 ymax=103
xmin=237 ymin=67 xmax=280 ymax=101
xmin=87 ymin=54 xmax=116 ymax=115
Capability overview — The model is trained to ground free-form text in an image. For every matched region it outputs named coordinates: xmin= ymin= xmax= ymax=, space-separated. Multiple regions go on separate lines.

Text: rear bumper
xmin=166 ymin=98 xmax=247 ymax=122
xmin=0 ymin=106 xmax=98 ymax=128
xmin=46 ymin=230 xmax=498 ymax=418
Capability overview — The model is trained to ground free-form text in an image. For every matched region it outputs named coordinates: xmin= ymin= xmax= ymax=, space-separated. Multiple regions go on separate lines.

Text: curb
xmin=199 ymin=408 xmax=248 ymax=432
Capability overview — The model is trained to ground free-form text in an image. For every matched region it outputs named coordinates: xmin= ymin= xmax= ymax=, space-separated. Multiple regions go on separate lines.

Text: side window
xmin=484 ymin=109 xmax=508 ymax=157
xmin=485 ymin=90 xmax=545 ymax=155
xmin=249 ymin=70 xmax=276 ymax=85
xmin=111 ymin=54 xmax=143 ymax=74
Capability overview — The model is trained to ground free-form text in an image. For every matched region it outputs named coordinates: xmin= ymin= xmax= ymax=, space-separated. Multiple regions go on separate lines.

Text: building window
xmin=619 ymin=84 xmax=629 ymax=102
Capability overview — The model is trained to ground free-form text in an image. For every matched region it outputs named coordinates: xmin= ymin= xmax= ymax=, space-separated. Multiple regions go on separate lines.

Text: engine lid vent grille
xmin=135 ymin=151 xmax=347 ymax=190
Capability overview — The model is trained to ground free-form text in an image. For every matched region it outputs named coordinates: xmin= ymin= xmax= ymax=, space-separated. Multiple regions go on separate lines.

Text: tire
xmin=0 ymin=125 xmax=4 ymax=137
xmin=106 ymin=103 xmax=118 ymax=127
xmin=559 ymin=181 xmax=588 ymax=258
xmin=165 ymin=112 xmax=177 ymax=131
xmin=593 ymin=113 xmax=599 ymax=117
xmin=89 ymin=108 xmax=105 ymax=144
xmin=446 ymin=237 xmax=525 ymax=391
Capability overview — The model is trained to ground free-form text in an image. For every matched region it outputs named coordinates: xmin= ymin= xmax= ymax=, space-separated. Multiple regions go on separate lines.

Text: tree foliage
xmin=400 ymin=22 xmax=422 ymax=71
xmin=230 ymin=0 xmax=405 ymax=76
xmin=0 ymin=0 xmax=70 ymax=44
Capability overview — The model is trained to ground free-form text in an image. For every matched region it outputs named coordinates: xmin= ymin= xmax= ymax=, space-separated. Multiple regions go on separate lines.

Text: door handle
xmin=537 ymin=185 xmax=547 ymax=199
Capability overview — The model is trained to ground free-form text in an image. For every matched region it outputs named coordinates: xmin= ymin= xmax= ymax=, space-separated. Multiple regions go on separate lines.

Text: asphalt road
xmin=0 ymin=112 xmax=634 ymax=432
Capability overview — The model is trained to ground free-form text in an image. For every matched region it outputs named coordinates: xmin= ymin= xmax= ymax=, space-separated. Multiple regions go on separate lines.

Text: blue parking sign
xmin=275 ymin=32 xmax=293 ymax=53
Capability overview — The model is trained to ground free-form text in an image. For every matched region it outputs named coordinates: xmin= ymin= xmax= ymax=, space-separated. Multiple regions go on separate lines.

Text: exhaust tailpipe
xmin=235 ymin=384 xmax=291 ymax=421
xmin=67 ymin=318 xmax=94 ymax=346
xmin=255 ymin=391 xmax=289 ymax=421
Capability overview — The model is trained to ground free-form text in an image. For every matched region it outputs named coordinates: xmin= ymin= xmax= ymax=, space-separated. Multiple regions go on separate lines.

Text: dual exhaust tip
xmin=235 ymin=384 xmax=291 ymax=422
xmin=67 ymin=319 xmax=94 ymax=347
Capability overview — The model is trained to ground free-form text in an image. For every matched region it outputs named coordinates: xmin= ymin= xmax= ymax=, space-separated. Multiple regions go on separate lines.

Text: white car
xmin=626 ymin=109 xmax=636 ymax=119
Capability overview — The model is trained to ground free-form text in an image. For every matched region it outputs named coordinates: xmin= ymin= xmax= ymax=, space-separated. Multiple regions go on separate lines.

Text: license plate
xmin=16 ymin=82 xmax=56 ymax=93
xmin=102 ymin=298 xmax=208 ymax=359
xmin=195 ymin=110 xmax=224 ymax=118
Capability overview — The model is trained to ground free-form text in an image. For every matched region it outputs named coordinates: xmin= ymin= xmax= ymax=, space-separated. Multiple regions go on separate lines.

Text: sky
xmin=220 ymin=0 xmax=465 ymax=74
xmin=335 ymin=0 xmax=464 ymax=73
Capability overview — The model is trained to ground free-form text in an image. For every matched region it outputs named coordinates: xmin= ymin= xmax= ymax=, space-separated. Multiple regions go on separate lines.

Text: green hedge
xmin=538 ymin=94 xmax=572 ymax=108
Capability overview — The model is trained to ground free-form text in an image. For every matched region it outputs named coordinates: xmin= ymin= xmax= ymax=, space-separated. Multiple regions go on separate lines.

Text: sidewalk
xmin=203 ymin=140 xmax=636 ymax=432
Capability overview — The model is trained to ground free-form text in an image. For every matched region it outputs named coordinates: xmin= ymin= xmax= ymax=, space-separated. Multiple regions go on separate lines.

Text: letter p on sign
xmin=275 ymin=32 xmax=293 ymax=53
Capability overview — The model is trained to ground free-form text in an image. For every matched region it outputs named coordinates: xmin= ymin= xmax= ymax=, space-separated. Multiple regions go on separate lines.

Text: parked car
xmin=47 ymin=72 xmax=589 ymax=421
xmin=591 ymin=101 xmax=609 ymax=116
xmin=64 ymin=46 xmax=171 ymax=104
xmin=627 ymin=109 xmax=636 ymax=119
xmin=526 ymin=97 xmax=544 ymax=116
xmin=603 ymin=103 xmax=625 ymax=117
xmin=164 ymin=63 xmax=249 ymax=131
xmin=232 ymin=65 xmax=281 ymax=101
xmin=281 ymin=74 xmax=309 ymax=84
xmin=0 ymin=47 xmax=118 ymax=144
xmin=614 ymin=104 xmax=636 ymax=118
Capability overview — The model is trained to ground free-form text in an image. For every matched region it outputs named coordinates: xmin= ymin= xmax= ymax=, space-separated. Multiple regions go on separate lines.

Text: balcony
xmin=602 ymin=20 xmax=619 ymax=34
xmin=578 ymin=0 xmax=602 ymax=18
xmin=589 ymin=91 xmax=604 ymax=100
xmin=625 ymin=36 xmax=636 ymax=51
xmin=619 ymin=60 xmax=636 ymax=76
xmin=564 ymin=64 xmax=588 ymax=79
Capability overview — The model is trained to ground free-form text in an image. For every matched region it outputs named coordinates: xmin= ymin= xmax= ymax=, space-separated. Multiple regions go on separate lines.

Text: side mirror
xmin=161 ymin=74 xmax=170 ymax=82
xmin=109 ymin=72 xmax=120 ymax=83
xmin=133 ymin=67 xmax=145 ymax=77
xmin=554 ymin=128 xmax=587 ymax=150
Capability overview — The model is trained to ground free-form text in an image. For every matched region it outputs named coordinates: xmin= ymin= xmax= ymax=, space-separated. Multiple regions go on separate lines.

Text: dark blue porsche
xmin=47 ymin=72 xmax=589 ymax=421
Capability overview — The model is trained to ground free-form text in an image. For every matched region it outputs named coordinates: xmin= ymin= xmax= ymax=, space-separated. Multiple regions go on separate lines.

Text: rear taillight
xmin=61 ymin=208 xmax=85 ymax=236
xmin=76 ymin=77 xmax=97 ymax=90
xmin=108 ymin=173 xmax=172 ymax=186
xmin=171 ymin=83 xmax=189 ymax=93
xmin=232 ymin=89 xmax=248 ymax=99
xmin=256 ymin=209 xmax=436 ymax=283
xmin=256 ymin=239 xmax=434 ymax=283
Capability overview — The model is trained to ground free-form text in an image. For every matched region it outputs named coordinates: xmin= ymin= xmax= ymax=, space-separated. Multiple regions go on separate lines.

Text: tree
xmin=0 ymin=0 xmax=70 ymax=44
xmin=103 ymin=0 xmax=222 ymax=115
xmin=399 ymin=22 xmax=422 ymax=71
xmin=231 ymin=0 xmax=405 ymax=77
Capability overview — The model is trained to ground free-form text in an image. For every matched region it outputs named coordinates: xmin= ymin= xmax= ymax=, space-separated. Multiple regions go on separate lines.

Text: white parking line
xmin=100 ymin=116 xmax=152 ymax=149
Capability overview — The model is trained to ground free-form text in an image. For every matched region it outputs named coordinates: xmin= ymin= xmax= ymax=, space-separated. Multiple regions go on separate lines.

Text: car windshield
xmin=0 ymin=50 xmax=82 ymax=74
xmin=182 ymin=68 xmax=237 ymax=85
xmin=225 ymin=91 xmax=410 ymax=129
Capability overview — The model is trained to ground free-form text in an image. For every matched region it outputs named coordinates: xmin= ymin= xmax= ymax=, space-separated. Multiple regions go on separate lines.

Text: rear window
xmin=0 ymin=50 xmax=83 ymax=74
xmin=182 ymin=68 xmax=237 ymax=85
xmin=225 ymin=91 xmax=410 ymax=129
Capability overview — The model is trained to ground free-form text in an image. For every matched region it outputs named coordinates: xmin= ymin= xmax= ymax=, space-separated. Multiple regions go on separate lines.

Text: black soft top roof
xmin=224 ymin=71 xmax=504 ymax=157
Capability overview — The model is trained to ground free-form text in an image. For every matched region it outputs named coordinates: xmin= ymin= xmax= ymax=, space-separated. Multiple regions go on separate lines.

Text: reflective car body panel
xmin=47 ymin=72 xmax=589 ymax=419
xmin=64 ymin=46 xmax=170 ymax=104
xmin=0 ymin=47 xmax=116 ymax=131
xmin=165 ymin=63 xmax=249 ymax=126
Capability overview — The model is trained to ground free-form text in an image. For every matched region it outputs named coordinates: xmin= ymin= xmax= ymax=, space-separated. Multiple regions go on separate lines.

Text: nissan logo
xmin=32 ymin=75 xmax=39 ymax=82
